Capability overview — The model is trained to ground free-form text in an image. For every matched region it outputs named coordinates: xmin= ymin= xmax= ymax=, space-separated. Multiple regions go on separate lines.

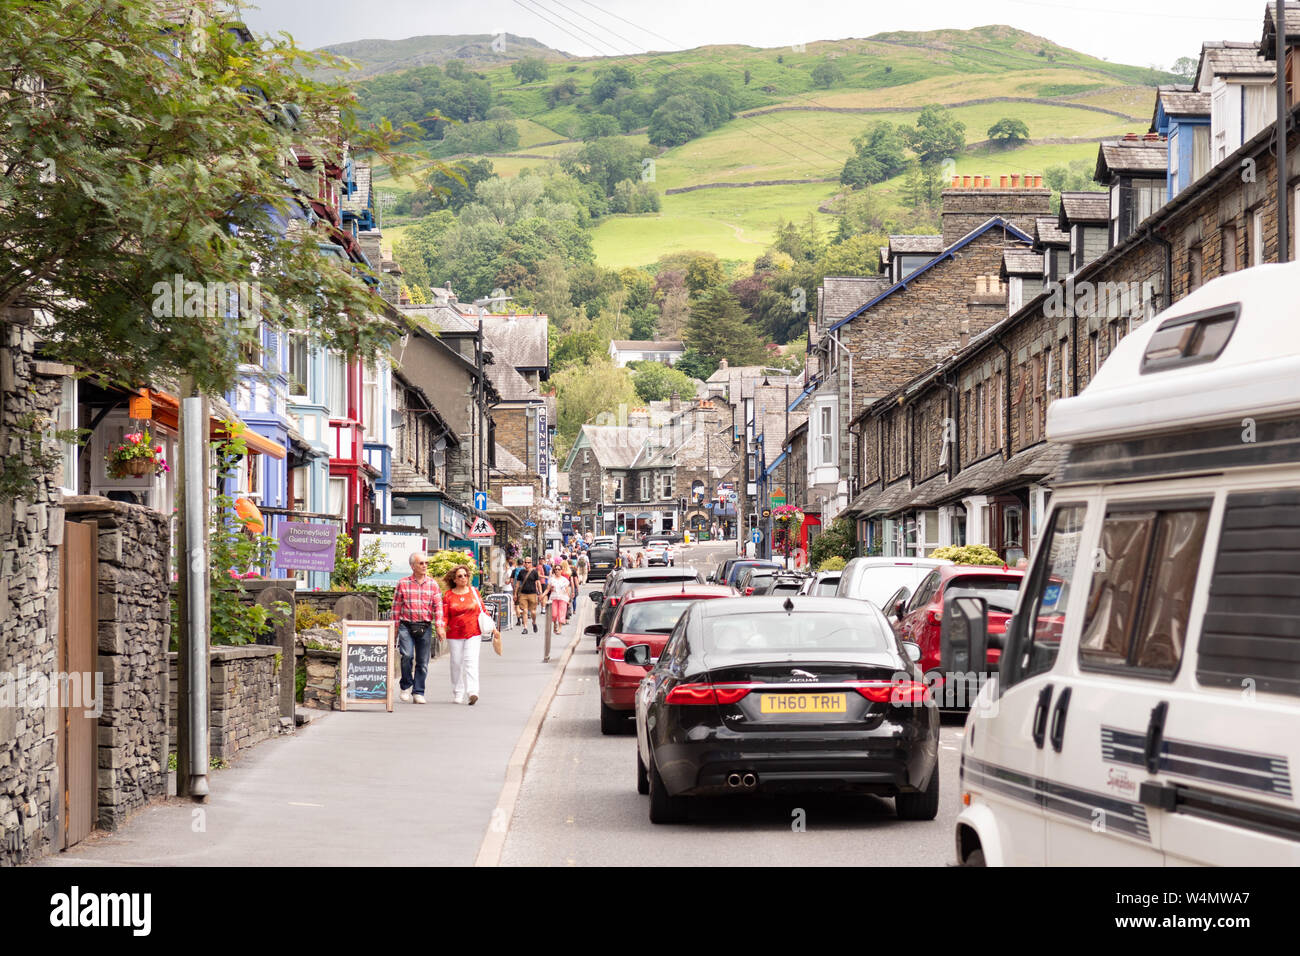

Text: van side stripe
xmin=963 ymin=755 xmax=1152 ymax=843
xmin=1101 ymin=726 xmax=1293 ymax=797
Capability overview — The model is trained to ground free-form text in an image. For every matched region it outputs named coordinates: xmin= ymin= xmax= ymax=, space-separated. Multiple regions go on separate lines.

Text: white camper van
xmin=953 ymin=262 xmax=1300 ymax=866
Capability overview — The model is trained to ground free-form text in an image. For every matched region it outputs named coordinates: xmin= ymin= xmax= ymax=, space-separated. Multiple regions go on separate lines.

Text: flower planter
xmin=120 ymin=459 xmax=154 ymax=477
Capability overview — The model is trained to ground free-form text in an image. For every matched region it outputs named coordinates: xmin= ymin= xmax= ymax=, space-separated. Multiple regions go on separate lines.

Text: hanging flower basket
xmin=772 ymin=504 xmax=805 ymax=525
xmin=106 ymin=428 xmax=169 ymax=480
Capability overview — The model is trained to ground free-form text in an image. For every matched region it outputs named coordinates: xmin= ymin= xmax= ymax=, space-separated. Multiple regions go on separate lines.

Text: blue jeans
xmin=398 ymin=621 xmax=432 ymax=695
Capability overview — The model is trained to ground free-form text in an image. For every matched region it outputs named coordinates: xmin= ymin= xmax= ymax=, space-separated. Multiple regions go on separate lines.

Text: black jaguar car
xmin=630 ymin=595 xmax=940 ymax=824
xmin=585 ymin=546 xmax=618 ymax=582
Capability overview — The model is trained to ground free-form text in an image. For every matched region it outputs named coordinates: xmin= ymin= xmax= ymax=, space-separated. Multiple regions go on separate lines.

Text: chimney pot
xmin=1000 ymin=174 xmax=1009 ymax=188
xmin=1035 ymin=174 xmax=1043 ymax=187
xmin=1010 ymin=174 xmax=1020 ymax=187
xmin=952 ymin=175 xmax=961 ymax=187
xmin=983 ymin=175 xmax=992 ymax=188
xmin=962 ymin=175 xmax=972 ymax=187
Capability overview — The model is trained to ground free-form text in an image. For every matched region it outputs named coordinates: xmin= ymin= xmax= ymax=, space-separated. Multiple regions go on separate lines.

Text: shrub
xmin=295 ymin=605 xmax=339 ymax=634
xmin=930 ymin=544 xmax=1003 ymax=566
xmin=818 ymin=555 xmax=847 ymax=571
xmin=428 ymin=549 xmax=479 ymax=586
xmin=808 ymin=518 xmax=855 ymax=568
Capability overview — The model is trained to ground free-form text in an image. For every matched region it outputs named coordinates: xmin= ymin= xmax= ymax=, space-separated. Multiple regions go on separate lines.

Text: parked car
xmin=592 ymin=583 xmax=736 ymax=734
xmin=585 ymin=546 xmax=618 ymax=582
xmin=644 ymin=538 xmax=677 ymax=566
xmin=630 ymin=596 xmax=940 ymax=823
xmin=800 ymin=570 xmax=843 ymax=596
xmin=956 ymin=262 xmax=1300 ymax=866
xmin=889 ymin=564 xmax=1025 ymax=702
xmin=723 ymin=559 xmax=781 ymax=588
xmin=589 ymin=566 xmax=706 ymax=638
xmin=736 ymin=566 xmax=777 ymax=596
xmin=758 ymin=573 xmax=808 ymax=597
xmin=836 ymin=557 xmax=953 ymax=609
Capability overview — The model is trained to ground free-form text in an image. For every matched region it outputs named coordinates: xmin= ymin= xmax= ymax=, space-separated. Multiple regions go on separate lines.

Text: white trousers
xmin=448 ymin=636 xmax=481 ymax=701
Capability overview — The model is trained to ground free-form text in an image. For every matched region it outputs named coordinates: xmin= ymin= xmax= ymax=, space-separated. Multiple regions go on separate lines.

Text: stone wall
xmin=293 ymin=591 xmax=377 ymax=622
xmin=0 ymin=309 xmax=65 ymax=864
xmin=63 ymin=496 xmax=172 ymax=831
xmin=298 ymin=647 xmax=341 ymax=711
xmin=168 ymin=645 xmax=284 ymax=760
xmin=940 ymin=186 xmax=1052 ymax=246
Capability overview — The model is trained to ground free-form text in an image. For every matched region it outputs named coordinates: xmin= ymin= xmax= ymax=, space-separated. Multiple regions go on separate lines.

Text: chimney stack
xmin=959 ymin=319 xmax=970 ymax=348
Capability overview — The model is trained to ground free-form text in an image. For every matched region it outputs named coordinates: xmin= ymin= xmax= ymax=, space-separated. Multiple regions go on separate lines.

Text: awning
xmin=144 ymin=389 xmax=286 ymax=459
xmin=788 ymin=377 xmax=819 ymax=412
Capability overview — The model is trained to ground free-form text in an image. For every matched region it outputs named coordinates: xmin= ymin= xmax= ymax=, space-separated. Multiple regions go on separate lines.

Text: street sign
xmin=751 ymin=529 xmax=762 ymax=544
xmin=467 ymin=516 xmax=495 ymax=538
xmin=473 ymin=490 xmax=488 ymax=511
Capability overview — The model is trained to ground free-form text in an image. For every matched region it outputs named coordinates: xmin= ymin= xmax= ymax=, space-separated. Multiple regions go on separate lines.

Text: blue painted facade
xmin=1153 ymin=101 xmax=1211 ymax=199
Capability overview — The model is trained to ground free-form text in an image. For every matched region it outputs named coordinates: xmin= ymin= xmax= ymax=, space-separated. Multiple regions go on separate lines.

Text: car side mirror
xmin=589 ymin=591 xmax=602 ymax=604
xmin=584 ymin=624 xmax=605 ymax=639
xmin=901 ymin=641 xmax=922 ymax=664
xmin=942 ymin=595 xmax=989 ymax=677
xmin=883 ymin=585 xmax=911 ymax=618
xmin=624 ymin=644 xmax=652 ymax=667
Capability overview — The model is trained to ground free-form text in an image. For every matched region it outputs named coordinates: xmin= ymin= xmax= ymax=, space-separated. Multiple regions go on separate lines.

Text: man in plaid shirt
xmin=392 ymin=552 xmax=446 ymax=704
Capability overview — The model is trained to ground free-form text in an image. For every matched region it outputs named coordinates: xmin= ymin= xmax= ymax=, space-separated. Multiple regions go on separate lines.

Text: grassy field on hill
xmin=365 ymin=25 xmax=1170 ymax=269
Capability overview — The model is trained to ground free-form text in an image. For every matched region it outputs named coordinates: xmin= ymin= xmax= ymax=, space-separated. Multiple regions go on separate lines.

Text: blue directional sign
xmin=473 ymin=490 xmax=488 ymax=511
xmin=751 ymin=529 xmax=762 ymax=544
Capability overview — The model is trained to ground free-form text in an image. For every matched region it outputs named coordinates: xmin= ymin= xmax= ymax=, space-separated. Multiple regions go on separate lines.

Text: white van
xmin=954 ymin=262 xmax=1300 ymax=866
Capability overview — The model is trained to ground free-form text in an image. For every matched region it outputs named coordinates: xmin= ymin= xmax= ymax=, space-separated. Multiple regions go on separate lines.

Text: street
xmin=500 ymin=541 xmax=965 ymax=866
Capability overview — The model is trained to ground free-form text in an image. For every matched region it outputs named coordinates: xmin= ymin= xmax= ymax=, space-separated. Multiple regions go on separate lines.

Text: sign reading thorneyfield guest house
xmin=276 ymin=521 xmax=339 ymax=572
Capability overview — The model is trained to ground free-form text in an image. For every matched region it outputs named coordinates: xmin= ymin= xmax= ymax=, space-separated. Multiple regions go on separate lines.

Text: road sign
xmin=473 ymin=490 xmax=488 ymax=511
xmin=751 ymin=529 xmax=762 ymax=544
xmin=467 ymin=516 xmax=495 ymax=538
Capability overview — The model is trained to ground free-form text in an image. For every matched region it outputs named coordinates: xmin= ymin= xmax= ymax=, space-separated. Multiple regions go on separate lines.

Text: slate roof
xmin=1152 ymin=85 xmax=1211 ymax=126
xmin=1096 ymin=137 xmax=1168 ymax=180
xmin=1262 ymin=1 xmax=1300 ymax=59
xmin=1002 ymin=249 xmax=1043 ymax=276
xmin=485 ymin=357 xmax=540 ymax=403
xmin=888 ymin=234 xmax=945 ymax=255
xmin=1197 ymin=41 xmax=1274 ymax=88
xmin=480 ymin=313 xmax=549 ymax=370
xmin=863 ymin=479 xmax=917 ymax=517
xmin=574 ymin=425 xmax=653 ymax=469
xmin=842 ymin=481 xmax=882 ymax=517
xmin=391 ymin=459 xmax=439 ymax=495
xmin=1059 ymin=192 xmax=1109 ymax=228
xmin=1034 ymin=216 xmax=1070 ymax=247
xmin=704 ymin=366 xmax=801 ymax=403
xmin=491 ymin=442 xmax=528 ymax=476
xmin=400 ymin=303 xmax=479 ymax=334
xmin=819 ymin=276 xmax=890 ymax=327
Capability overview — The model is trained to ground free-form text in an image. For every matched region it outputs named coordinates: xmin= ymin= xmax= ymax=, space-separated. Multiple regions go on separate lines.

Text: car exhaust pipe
xmin=742 ymin=773 xmax=757 ymax=789
xmin=727 ymin=773 xmax=742 ymax=788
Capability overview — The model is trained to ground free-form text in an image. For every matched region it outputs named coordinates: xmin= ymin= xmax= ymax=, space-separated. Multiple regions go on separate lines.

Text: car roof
xmin=618 ymin=566 xmax=700 ymax=579
xmin=621 ymin=583 xmax=736 ymax=601
xmin=938 ymin=564 xmax=1024 ymax=580
xmin=695 ymin=595 xmax=877 ymax=617
xmin=846 ymin=556 xmax=953 ymax=569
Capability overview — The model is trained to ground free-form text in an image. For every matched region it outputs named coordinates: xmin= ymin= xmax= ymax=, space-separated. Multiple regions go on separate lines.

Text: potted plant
xmin=106 ymin=428 xmax=169 ymax=479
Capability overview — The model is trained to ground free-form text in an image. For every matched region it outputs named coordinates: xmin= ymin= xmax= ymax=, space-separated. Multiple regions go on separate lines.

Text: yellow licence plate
xmin=760 ymin=693 xmax=847 ymax=714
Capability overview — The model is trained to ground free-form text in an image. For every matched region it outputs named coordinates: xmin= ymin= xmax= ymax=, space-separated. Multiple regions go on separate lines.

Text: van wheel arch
xmin=956 ymin=823 xmax=985 ymax=866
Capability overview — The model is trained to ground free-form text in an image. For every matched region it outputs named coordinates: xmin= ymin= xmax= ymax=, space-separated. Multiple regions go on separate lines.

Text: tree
xmin=674 ymin=348 xmax=718 ymax=381
xmin=811 ymin=58 xmax=844 ymax=89
xmin=510 ymin=57 xmax=549 ymax=84
xmin=808 ymin=518 xmax=855 ymax=568
xmin=648 ymin=94 xmax=708 ymax=147
xmin=552 ymin=329 xmax=603 ymax=370
xmin=905 ymin=104 xmax=966 ymax=166
xmin=987 ymin=117 xmax=1030 ymax=147
xmin=590 ymin=65 xmax=637 ymax=104
xmin=579 ymin=113 xmax=620 ymax=141
xmin=631 ymin=363 xmax=698 ymax=402
xmin=552 ymin=357 xmax=637 ymax=450
xmin=1 ymin=0 xmax=410 ymax=397
xmin=1171 ymin=56 xmax=1198 ymax=81
xmin=840 ymin=122 xmax=909 ymax=188
xmin=683 ymin=252 xmax=725 ymax=295
xmin=546 ymin=77 xmax=580 ymax=107
xmin=561 ymin=138 xmax=654 ymax=197
xmin=658 ymin=287 xmax=690 ymax=339
xmin=423 ymin=158 xmax=496 ymax=212
xmin=685 ymin=289 xmax=766 ymax=366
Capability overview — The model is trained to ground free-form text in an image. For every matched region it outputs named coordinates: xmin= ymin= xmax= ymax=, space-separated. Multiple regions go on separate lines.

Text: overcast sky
xmin=237 ymin=0 xmax=1265 ymax=72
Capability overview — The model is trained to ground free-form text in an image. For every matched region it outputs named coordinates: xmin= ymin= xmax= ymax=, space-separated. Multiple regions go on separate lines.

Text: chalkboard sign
xmin=483 ymin=591 xmax=513 ymax=635
xmin=340 ymin=621 xmax=395 ymax=712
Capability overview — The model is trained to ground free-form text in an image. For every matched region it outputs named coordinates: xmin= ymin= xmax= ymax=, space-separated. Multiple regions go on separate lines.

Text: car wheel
xmin=895 ymin=766 xmax=940 ymax=820
xmin=648 ymin=751 xmax=688 ymax=824
xmin=963 ymin=848 xmax=986 ymax=867
xmin=600 ymin=700 xmax=623 ymax=736
xmin=636 ymin=750 xmax=649 ymax=795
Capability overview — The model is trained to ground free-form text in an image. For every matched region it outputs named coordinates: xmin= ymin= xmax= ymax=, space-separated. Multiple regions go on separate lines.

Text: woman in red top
xmin=441 ymin=565 xmax=496 ymax=705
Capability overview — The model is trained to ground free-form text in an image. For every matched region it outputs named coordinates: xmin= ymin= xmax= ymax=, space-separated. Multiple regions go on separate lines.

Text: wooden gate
xmin=57 ymin=519 xmax=97 ymax=849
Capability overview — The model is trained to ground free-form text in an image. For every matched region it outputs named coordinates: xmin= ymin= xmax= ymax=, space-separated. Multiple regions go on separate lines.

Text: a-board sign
xmin=483 ymin=591 xmax=513 ymax=633
xmin=340 ymin=620 xmax=395 ymax=712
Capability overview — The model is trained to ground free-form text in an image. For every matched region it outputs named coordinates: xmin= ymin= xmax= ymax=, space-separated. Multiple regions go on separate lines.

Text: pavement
xmin=41 ymin=600 xmax=589 ymax=868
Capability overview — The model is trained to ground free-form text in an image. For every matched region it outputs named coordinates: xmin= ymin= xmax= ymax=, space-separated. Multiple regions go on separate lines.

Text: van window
xmin=1079 ymin=505 xmax=1208 ymax=678
xmin=1002 ymin=504 xmax=1087 ymax=689
xmin=1199 ymin=489 xmax=1300 ymax=697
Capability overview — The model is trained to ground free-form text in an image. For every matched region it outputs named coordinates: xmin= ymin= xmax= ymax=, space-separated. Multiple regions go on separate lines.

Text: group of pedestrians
xmin=506 ymin=551 xmax=586 ymax=637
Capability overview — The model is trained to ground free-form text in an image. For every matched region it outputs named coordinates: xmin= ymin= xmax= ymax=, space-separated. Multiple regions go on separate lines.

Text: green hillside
xmin=363 ymin=24 xmax=1169 ymax=268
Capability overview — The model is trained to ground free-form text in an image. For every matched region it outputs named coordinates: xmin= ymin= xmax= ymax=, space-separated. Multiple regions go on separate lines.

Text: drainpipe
xmin=1146 ymin=224 xmax=1173 ymax=311
xmin=995 ymin=337 xmax=1012 ymax=459
xmin=943 ymin=373 xmax=961 ymax=479
xmin=1279 ymin=0 xmax=1290 ymax=263
xmin=828 ymin=329 xmax=854 ymax=494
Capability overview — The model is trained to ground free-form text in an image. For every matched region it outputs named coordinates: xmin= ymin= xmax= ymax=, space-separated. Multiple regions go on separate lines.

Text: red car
xmin=888 ymin=564 xmax=1024 ymax=693
xmin=592 ymin=583 xmax=737 ymax=735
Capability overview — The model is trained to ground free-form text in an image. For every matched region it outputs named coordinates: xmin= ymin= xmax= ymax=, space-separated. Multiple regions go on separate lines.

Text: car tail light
xmin=927 ymin=609 xmax=942 ymax=626
xmin=665 ymin=683 xmax=751 ymax=705
xmin=609 ymin=597 xmax=619 ymax=607
xmin=744 ymin=587 xmax=754 ymax=596
xmin=604 ymin=636 xmax=626 ymax=662
xmin=853 ymin=681 xmax=931 ymax=705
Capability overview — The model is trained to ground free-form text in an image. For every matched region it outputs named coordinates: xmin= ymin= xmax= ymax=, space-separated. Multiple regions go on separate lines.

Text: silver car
xmin=835 ymin=557 xmax=953 ymax=609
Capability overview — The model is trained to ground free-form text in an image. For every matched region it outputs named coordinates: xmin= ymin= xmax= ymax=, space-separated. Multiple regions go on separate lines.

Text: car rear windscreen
xmin=815 ymin=577 xmax=841 ymax=596
xmin=619 ymin=600 xmax=696 ymax=634
xmin=851 ymin=566 xmax=938 ymax=608
xmin=946 ymin=575 xmax=1023 ymax=613
xmin=701 ymin=612 xmax=892 ymax=655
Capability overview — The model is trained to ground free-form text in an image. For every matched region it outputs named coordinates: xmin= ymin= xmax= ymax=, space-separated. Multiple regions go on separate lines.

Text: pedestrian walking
xmin=516 ymin=556 xmax=542 ymax=634
xmin=392 ymin=552 xmax=447 ymax=704
xmin=547 ymin=562 xmax=571 ymax=635
xmin=441 ymin=564 xmax=498 ymax=705
xmin=576 ymin=550 xmax=589 ymax=586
